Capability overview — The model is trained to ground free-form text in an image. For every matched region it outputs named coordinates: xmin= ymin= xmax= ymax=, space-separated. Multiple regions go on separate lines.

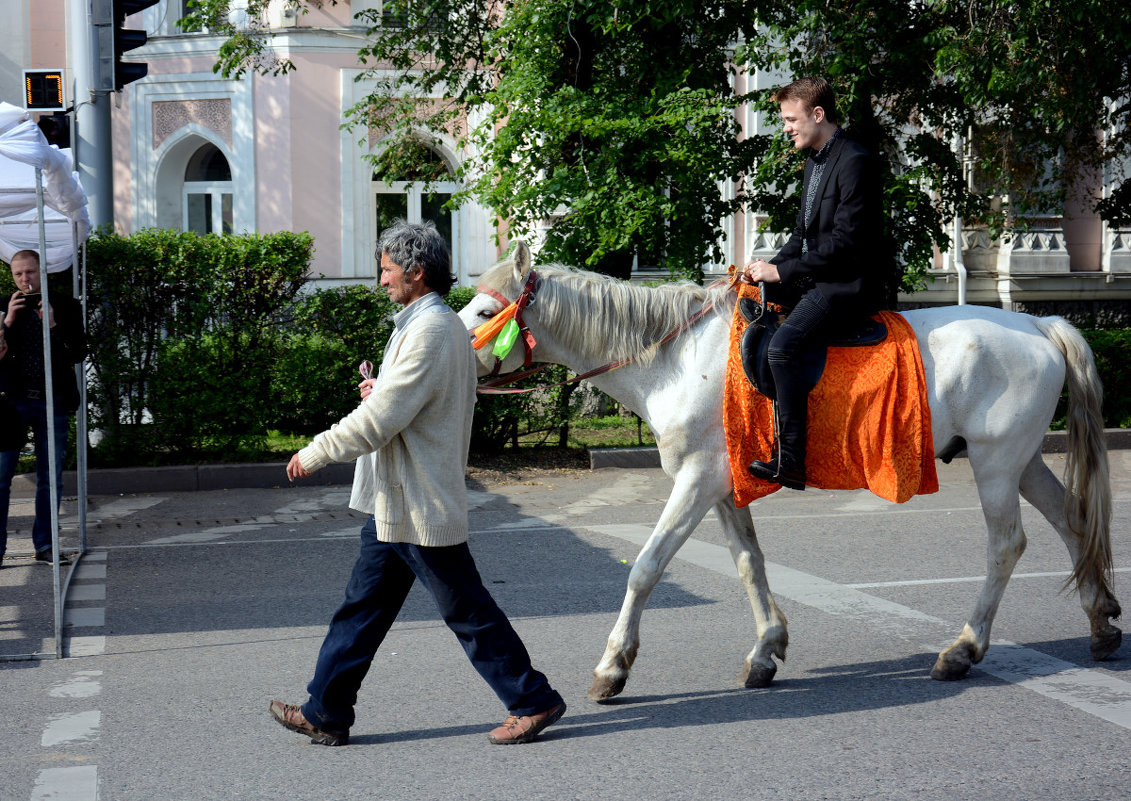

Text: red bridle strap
xmin=476 ymin=272 xmax=540 ymax=372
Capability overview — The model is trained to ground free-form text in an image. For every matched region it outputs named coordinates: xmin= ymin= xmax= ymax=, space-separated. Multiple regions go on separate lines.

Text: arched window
xmin=183 ymin=143 xmax=233 ymax=235
xmin=373 ymin=141 xmax=459 ymax=272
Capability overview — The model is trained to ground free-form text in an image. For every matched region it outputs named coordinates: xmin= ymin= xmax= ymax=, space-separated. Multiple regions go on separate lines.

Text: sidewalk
xmin=9 ymin=429 xmax=1131 ymax=496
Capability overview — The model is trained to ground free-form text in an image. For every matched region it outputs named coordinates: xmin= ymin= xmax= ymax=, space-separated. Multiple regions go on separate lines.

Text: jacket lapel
xmin=805 ymin=134 xmax=846 ymax=234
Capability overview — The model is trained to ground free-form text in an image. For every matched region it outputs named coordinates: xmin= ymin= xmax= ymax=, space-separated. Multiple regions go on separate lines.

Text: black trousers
xmin=766 ymin=289 xmax=834 ymax=420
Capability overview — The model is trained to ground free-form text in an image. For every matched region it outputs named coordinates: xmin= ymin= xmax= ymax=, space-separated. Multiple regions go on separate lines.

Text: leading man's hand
xmin=358 ymin=378 xmax=377 ymax=402
xmin=286 ymin=453 xmax=311 ymax=482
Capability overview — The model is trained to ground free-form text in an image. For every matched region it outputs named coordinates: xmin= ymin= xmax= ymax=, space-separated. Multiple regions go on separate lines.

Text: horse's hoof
xmin=1091 ymin=625 xmax=1122 ymax=661
xmin=741 ymin=662 xmax=777 ymax=689
xmin=930 ymin=652 xmax=972 ymax=681
xmin=588 ymin=673 xmax=627 ymax=703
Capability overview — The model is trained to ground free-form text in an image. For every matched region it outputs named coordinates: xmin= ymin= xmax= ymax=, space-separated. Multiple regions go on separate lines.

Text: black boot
xmin=749 ymin=385 xmax=808 ymax=491
xmin=748 ymin=438 xmax=806 ymax=490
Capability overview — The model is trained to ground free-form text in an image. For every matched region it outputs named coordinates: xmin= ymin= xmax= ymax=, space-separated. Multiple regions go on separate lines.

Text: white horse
xmin=458 ymin=242 xmax=1122 ymax=701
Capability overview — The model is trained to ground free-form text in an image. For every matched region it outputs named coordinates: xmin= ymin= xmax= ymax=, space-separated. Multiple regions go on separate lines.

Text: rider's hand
xmin=742 ymin=259 xmax=781 ymax=284
xmin=358 ymin=378 xmax=377 ymax=402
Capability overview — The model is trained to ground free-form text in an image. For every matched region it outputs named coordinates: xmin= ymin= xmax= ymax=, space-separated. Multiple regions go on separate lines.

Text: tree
xmin=741 ymin=0 xmax=982 ymax=297
xmin=183 ymin=1 xmax=1131 ymax=288
xmin=186 ymin=0 xmax=766 ymax=280
xmin=746 ymin=0 xmax=1131 ymax=281
xmin=934 ymin=0 xmax=1131 ymax=227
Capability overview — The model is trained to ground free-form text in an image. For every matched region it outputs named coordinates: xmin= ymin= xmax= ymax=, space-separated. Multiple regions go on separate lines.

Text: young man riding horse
xmin=740 ymin=77 xmax=889 ymax=490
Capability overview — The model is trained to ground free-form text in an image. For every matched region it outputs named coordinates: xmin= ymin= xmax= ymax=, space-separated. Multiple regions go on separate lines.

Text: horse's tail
xmin=1033 ymin=315 xmax=1113 ymax=593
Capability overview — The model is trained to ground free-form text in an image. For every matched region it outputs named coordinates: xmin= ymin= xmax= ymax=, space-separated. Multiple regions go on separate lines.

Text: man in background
xmin=0 ymin=249 xmax=86 ymax=566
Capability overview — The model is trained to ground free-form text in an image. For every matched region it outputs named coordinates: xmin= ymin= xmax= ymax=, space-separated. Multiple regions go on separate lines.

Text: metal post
xmin=69 ymin=0 xmax=115 ymax=229
xmin=74 ymin=221 xmax=88 ymax=554
xmin=35 ymin=168 xmax=64 ymax=658
xmin=952 ymin=133 xmax=968 ymax=306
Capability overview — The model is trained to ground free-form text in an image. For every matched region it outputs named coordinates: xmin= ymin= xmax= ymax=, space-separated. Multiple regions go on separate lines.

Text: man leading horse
xmin=740 ymin=76 xmax=890 ymax=490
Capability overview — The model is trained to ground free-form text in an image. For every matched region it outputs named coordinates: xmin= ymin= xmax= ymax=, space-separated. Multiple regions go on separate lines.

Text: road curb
xmin=10 ymin=429 xmax=1130 ymax=497
xmin=10 ymin=461 xmax=357 ymax=498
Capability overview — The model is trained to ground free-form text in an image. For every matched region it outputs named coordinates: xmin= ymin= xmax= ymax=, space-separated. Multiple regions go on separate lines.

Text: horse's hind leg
xmin=588 ymin=467 xmax=722 ymax=702
xmin=715 ymin=501 xmax=789 ymax=688
xmin=933 ymin=461 xmax=1028 ymax=681
xmin=1018 ymin=452 xmax=1122 ymax=660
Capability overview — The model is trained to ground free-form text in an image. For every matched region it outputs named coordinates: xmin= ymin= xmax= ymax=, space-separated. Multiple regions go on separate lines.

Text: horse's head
xmin=458 ymin=240 xmax=540 ymax=377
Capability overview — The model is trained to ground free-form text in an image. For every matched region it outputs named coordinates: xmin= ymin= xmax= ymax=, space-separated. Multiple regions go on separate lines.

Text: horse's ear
xmin=513 ymin=240 xmax=532 ymax=281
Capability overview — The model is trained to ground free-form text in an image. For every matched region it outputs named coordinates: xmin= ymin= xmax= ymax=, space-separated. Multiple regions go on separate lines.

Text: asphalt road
xmin=3 ymin=451 xmax=1131 ymax=801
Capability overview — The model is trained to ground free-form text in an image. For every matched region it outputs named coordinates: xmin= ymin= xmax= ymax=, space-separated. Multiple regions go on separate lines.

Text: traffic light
xmin=37 ymin=113 xmax=71 ymax=149
xmin=23 ymin=70 xmax=66 ymax=111
xmin=112 ymin=1 xmax=160 ymax=90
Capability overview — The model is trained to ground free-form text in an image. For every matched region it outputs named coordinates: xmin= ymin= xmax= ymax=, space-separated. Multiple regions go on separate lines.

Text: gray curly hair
xmin=377 ymin=219 xmax=455 ymax=295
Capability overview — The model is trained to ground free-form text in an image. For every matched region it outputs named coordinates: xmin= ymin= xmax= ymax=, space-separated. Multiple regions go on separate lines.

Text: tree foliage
xmin=935 ymin=0 xmax=1131 ymax=227
xmin=182 ymin=1 xmax=1131 ymax=286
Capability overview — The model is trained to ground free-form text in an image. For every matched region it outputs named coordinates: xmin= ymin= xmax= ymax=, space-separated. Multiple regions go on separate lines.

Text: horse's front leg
xmin=933 ymin=465 xmax=1028 ymax=680
xmin=714 ymin=501 xmax=789 ymax=687
xmin=588 ymin=468 xmax=722 ymax=702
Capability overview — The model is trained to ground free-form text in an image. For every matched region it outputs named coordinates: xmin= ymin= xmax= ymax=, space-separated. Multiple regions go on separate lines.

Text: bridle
xmin=473 ymin=270 xmax=723 ymax=395
xmin=476 ymin=270 xmax=541 ymax=379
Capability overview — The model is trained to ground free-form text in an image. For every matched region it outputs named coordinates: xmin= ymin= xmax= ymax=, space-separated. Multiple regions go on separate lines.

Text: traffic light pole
xmin=66 ymin=0 xmax=114 ymax=229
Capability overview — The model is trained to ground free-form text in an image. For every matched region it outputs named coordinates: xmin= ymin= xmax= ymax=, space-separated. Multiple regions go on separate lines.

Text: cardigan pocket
xmin=376 ymin=483 xmax=405 ymax=526
xmin=375 ymin=445 xmax=405 ymax=526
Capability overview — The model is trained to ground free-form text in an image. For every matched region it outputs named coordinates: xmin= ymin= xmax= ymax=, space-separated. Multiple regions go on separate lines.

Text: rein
xmin=474 ymin=271 xmax=722 ymax=395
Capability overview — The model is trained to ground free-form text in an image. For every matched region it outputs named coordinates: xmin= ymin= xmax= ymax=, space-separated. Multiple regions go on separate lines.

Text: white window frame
xmin=373 ymin=179 xmax=461 ymax=274
xmin=183 ymin=181 xmax=234 ymax=235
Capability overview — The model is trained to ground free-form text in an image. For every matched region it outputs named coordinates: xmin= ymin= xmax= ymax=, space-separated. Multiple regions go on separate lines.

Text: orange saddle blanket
xmin=724 ymin=285 xmax=938 ymax=507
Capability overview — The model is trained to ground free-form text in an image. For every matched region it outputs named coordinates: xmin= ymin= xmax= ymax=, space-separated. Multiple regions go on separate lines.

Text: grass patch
xmin=565 ymin=415 xmax=655 ymax=449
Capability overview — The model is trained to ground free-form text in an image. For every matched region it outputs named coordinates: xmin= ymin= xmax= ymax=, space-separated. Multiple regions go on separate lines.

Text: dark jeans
xmin=301 ymin=516 xmax=563 ymax=734
xmin=0 ymin=399 xmax=70 ymax=557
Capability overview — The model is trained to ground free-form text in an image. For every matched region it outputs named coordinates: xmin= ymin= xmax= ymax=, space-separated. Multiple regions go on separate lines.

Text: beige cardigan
xmin=297 ymin=295 xmax=477 ymax=546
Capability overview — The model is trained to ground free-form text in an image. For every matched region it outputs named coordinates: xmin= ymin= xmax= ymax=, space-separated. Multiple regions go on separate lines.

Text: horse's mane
xmin=478 ymin=258 xmax=734 ymax=365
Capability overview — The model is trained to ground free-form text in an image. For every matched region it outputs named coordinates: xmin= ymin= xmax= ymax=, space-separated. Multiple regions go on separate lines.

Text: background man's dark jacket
xmin=770 ymin=134 xmax=889 ymax=315
xmin=0 ymin=292 xmax=86 ymax=412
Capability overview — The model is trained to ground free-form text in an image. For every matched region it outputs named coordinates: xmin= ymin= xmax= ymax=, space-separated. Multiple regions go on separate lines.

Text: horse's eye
xmin=478 ymin=309 xmax=497 ymax=319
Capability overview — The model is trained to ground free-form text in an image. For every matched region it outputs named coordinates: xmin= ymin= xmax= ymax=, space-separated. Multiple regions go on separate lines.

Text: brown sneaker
xmin=487 ymin=702 xmax=566 ymax=744
xmin=268 ymin=700 xmax=348 ymax=746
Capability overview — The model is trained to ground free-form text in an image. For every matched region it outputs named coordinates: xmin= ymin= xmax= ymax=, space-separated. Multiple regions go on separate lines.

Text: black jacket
xmin=0 ymin=291 xmax=87 ymax=412
xmin=770 ymin=134 xmax=888 ymax=315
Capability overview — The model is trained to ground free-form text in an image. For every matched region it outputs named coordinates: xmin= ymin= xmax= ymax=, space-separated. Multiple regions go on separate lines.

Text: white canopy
xmin=0 ymin=101 xmax=91 ymax=272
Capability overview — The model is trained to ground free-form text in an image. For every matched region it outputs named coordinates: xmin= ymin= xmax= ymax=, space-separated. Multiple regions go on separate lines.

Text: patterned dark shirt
xmin=801 ymin=128 xmax=842 ymax=255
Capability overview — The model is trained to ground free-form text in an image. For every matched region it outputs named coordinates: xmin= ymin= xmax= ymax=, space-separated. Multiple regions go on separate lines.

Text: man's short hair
xmin=774 ymin=77 xmax=839 ymax=124
xmin=11 ymin=249 xmax=40 ymax=266
xmin=377 ymin=220 xmax=455 ymax=295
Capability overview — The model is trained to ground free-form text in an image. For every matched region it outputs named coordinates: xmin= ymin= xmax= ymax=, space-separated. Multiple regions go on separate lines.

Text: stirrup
xmin=748 ymin=457 xmax=806 ymax=491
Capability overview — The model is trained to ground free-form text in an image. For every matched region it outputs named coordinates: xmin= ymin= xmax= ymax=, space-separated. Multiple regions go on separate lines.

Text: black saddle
xmin=738 ymin=297 xmax=887 ymax=400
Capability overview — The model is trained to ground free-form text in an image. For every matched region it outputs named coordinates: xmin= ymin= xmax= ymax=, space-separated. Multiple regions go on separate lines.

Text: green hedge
xmin=85 ymin=228 xmax=312 ymax=463
xmin=269 ymin=285 xmax=399 ymax=434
